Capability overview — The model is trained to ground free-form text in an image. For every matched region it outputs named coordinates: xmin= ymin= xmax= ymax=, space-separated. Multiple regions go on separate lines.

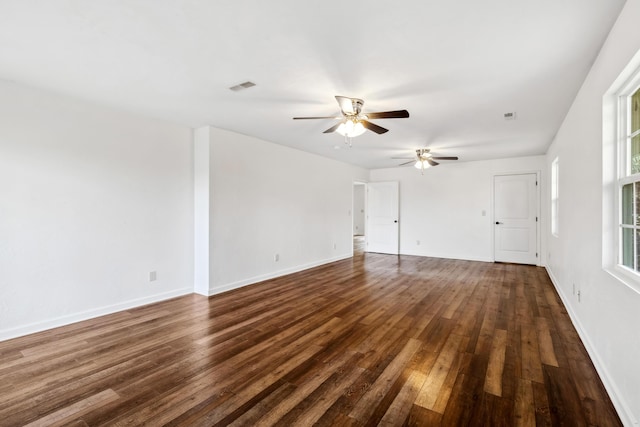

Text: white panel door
xmin=494 ymin=173 xmax=538 ymax=264
xmin=366 ymin=181 xmax=399 ymax=255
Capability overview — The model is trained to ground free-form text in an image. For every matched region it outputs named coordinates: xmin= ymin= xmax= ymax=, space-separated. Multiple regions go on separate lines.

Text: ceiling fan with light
xmin=293 ymin=96 xmax=409 ymax=145
xmin=394 ymin=148 xmax=459 ymax=174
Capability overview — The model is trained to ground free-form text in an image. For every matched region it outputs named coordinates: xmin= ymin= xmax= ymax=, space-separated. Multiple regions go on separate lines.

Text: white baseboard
xmin=0 ymin=287 xmax=193 ymax=342
xmin=207 ymin=253 xmax=353 ymax=296
xmin=1 ymin=253 xmax=355 ymax=341
xmin=545 ymin=267 xmax=637 ymax=426
xmin=400 ymin=250 xmax=494 ymax=263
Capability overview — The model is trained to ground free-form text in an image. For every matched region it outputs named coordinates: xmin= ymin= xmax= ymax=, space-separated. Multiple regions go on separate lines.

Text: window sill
xmin=604 ymin=265 xmax=640 ymax=296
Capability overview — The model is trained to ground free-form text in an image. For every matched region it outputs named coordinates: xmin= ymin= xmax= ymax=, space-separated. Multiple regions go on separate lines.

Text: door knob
xmin=394 ymin=220 xmax=398 ymax=223
xmin=495 ymin=221 xmax=502 ymax=225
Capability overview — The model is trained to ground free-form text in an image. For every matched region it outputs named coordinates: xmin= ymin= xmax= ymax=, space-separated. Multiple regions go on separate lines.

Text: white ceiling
xmin=0 ymin=1 xmax=626 ymax=169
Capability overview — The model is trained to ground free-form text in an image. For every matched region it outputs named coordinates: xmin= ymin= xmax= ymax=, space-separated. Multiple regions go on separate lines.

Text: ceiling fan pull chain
xmin=344 ymin=135 xmax=353 ymax=147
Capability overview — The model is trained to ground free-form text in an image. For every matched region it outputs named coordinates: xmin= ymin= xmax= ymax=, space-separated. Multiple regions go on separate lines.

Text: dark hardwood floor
xmin=0 ymin=241 xmax=621 ymax=426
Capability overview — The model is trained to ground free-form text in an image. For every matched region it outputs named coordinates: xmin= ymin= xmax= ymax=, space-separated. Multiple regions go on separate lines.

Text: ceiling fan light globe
xmin=414 ymin=159 xmax=431 ymax=170
xmin=336 ymin=121 xmax=366 ymax=137
xmin=352 ymin=122 xmax=366 ymax=136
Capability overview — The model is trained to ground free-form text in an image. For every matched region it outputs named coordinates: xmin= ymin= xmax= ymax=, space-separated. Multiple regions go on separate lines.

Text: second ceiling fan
xmin=395 ymin=148 xmax=459 ymax=174
xmin=293 ymin=96 xmax=409 ymax=138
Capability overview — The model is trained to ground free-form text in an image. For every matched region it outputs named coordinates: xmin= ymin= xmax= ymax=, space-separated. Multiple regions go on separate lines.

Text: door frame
xmin=491 ymin=171 xmax=541 ymax=266
xmin=352 ymin=181 xmax=368 ymax=255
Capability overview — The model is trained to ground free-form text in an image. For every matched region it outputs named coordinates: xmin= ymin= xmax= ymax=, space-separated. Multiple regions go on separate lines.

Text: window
xmin=551 ymin=157 xmax=559 ymax=237
xmin=618 ymin=85 xmax=640 ymax=272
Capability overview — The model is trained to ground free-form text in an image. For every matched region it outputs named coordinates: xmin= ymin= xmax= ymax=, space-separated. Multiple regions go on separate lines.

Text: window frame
xmin=551 ymin=157 xmax=559 ymax=237
xmin=616 ymin=76 xmax=640 ymax=278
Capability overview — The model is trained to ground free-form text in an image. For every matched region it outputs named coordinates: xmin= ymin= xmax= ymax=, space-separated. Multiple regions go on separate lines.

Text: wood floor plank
xmin=24 ymin=389 xmax=120 ymax=427
xmin=377 ymin=369 xmax=424 ymax=426
xmin=430 ymin=348 xmax=464 ymax=414
xmin=348 ymin=338 xmax=422 ymax=423
xmin=535 ymin=316 xmax=559 ymax=367
xmin=543 ymin=364 xmax=588 ymax=426
xmin=281 ymin=360 xmax=366 ymax=426
xmin=227 ymin=382 xmax=297 ymax=427
xmin=566 ymin=357 xmax=621 ymax=426
xmin=0 ymin=345 xmax=173 ymax=423
xmin=531 ymin=378 xmax=553 ymax=426
xmin=235 ymin=351 xmax=356 ymax=426
xmin=514 ymin=378 xmax=536 ymax=427
xmin=440 ymin=372 xmax=484 ymax=426
xmin=0 ymin=242 xmax=622 ymax=426
xmin=520 ymin=322 xmax=544 ymax=383
xmin=415 ymin=333 xmax=464 ymax=411
xmin=176 ymin=345 xmax=324 ymax=426
xmin=484 ymin=328 xmax=508 ymax=396
xmin=406 ymin=404 xmax=443 ymax=426
xmin=502 ymin=327 xmax=522 ymax=399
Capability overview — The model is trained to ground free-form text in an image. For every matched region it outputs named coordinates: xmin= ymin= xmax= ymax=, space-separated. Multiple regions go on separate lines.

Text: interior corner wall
xmin=544 ymin=1 xmax=640 ymax=424
xmin=193 ymin=126 xmax=211 ymax=296
xmin=194 ymin=126 xmax=368 ymax=296
xmin=370 ymin=155 xmax=545 ymax=263
xmin=0 ymin=80 xmax=194 ymax=341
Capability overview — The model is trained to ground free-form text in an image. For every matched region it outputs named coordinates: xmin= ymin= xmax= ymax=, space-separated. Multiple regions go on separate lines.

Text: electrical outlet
xmin=149 ymin=271 xmax=157 ymax=282
xmin=577 ymin=289 xmax=581 ymax=302
xmin=333 ymin=243 xmax=337 ymax=249
xmin=416 ymin=240 xmax=420 ymax=245
xmin=274 ymin=253 xmax=279 ymax=262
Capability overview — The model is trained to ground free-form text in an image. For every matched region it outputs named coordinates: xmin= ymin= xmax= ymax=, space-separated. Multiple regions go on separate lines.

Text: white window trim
xmin=551 ymin=157 xmax=559 ymax=237
xmin=612 ymin=67 xmax=640 ymax=291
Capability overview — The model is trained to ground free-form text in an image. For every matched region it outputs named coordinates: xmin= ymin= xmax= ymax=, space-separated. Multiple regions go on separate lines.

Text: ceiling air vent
xmin=503 ymin=112 xmax=517 ymax=120
xmin=229 ymin=81 xmax=256 ymax=92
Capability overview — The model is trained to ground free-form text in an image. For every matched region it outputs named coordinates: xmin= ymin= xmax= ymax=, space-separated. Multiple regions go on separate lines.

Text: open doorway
xmin=353 ymin=182 xmax=366 ymax=254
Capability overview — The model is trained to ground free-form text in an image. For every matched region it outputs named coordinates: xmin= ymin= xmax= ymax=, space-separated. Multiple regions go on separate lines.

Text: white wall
xmin=545 ymin=1 xmax=640 ymax=424
xmin=193 ymin=127 xmax=211 ymax=296
xmin=353 ymin=184 xmax=365 ymax=236
xmin=0 ymin=80 xmax=194 ymax=340
xmin=370 ymin=156 xmax=545 ymax=263
xmin=195 ymin=126 xmax=368 ymax=295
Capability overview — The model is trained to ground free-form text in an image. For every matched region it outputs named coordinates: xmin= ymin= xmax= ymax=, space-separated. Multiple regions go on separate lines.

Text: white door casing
xmin=494 ymin=173 xmax=538 ymax=265
xmin=366 ymin=181 xmax=399 ymax=255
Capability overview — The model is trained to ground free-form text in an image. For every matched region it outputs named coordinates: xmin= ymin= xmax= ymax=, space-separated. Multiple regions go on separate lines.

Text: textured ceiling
xmin=0 ymin=0 xmax=627 ymax=168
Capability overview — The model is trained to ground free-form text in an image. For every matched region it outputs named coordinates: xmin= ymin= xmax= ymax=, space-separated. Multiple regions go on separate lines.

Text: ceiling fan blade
xmin=361 ymin=120 xmax=389 ymax=134
xmin=391 ymin=157 xmax=414 ymax=159
xmin=293 ymin=116 xmax=341 ymax=120
xmin=426 ymin=158 xmax=439 ymax=166
xmin=365 ymin=110 xmax=410 ymax=119
xmin=323 ymin=122 xmax=343 ymax=133
xmin=431 ymin=156 xmax=458 ymax=160
xmin=335 ymin=95 xmax=363 ymax=115
xmin=399 ymin=160 xmax=415 ymax=166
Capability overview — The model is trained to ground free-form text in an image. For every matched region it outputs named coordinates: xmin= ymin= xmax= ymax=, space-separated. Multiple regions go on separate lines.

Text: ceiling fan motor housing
xmin=350 ymin=98 xmax=364 ymax=115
